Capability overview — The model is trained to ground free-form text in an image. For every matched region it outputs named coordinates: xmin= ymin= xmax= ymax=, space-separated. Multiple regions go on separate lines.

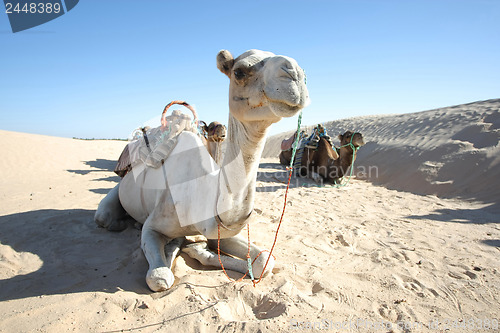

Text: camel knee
xmin=94 ymin=206 xmax=128 ymax=231
xmin=94 ymin=185 xmax=128 ymax=231
xmin=94 ymin=208 xmax=111 ymax=228
xmin=252 ymin=251 xmax=275 ymax=278
xmin=146 ymin=267 xmax=175 ymax=291
xmin=94 ymin=202 xmax=116 ymax=229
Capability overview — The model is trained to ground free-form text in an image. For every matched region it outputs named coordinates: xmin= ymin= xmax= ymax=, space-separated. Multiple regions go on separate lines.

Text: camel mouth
xmin=269 ymin=101 xmax=303 ymax=118
xmin=266 ymin=93 xmax=309 ymax=118
xmin=349 ymin=132 xmax=365 ymax=148
xmin=209 ymin=135 xmax=225 ymax=143
xmin=354 ymin=138 xmax=366 ymax=147
xmin=262 ymin=71 xmax=310 ymax=119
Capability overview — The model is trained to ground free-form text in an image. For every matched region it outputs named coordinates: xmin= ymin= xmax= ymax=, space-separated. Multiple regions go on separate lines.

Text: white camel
xmin=95 ymin=49 xmax=309 ymax=291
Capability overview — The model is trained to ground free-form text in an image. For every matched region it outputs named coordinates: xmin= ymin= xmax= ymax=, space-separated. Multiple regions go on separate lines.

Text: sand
xmin=1 ymin=99 xmax=499 ymax=332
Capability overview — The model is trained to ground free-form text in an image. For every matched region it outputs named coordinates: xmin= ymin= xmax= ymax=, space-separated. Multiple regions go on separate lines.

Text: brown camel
xmin=300 ymin=131 xmax=365 ymax=184
xmin=200 ymin=121 xmax=227 ymax=164
xmin=200 ymin=121 xmax=226 ymax=142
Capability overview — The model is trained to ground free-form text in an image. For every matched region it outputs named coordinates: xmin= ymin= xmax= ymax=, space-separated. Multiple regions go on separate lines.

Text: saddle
xmin=305 ymin=125 xmax=333 ymax=149
xmin=280 ymin=133 xmax=297 ymax=151
xmin=281 ymin=130 xmax=308 ymax=151
xmin=114 ymin=101 xmax=200 ymax=177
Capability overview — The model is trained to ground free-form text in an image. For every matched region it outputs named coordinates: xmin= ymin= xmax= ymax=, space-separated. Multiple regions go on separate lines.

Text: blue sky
xmin=1 ymin=0 xmax=499 ymax=139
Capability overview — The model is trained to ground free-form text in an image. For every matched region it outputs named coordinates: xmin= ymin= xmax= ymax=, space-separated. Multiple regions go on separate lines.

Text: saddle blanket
xmin=114 ymin=110 xmax=198 ymax=177
xmin=280 ymin=133 xmax=297 ymax=151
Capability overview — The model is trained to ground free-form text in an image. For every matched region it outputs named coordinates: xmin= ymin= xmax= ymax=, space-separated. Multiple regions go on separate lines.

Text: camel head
xmin=217 ymin=49 xmax=310 ymax=124
xmin=200 ymin=121 xmax=227 ymax=142
xmin=339 ymin=131 xmax=365 ymax=149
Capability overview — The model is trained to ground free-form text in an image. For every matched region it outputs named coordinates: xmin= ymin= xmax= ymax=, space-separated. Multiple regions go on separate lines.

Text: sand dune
xmin=265 ymin=99 xmax=500 ymax=211
xmin=1 ymin=100 xmax=499 ymax=332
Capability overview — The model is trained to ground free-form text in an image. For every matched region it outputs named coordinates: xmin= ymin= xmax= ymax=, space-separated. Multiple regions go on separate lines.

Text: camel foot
xmin=94 ymin=212 xmax=131 ymax=231
xmin=146 ymin=267 xmax=175 ymax=292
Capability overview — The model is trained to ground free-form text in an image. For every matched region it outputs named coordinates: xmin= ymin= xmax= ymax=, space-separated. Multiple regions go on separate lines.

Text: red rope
xmin=217 ymin=166 xmax=294 ymax=286
xmin=217 ymin=224 xmax=249 ymax=283
xmin=251 ymin=166 xmax=293 ymax=286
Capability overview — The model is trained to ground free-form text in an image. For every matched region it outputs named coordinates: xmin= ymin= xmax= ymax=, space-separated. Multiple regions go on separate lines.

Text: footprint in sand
xmin=376 ymin=303 xmax=399 ymax=322
xmin=370 ymin=247 xmax=412 ymax=266
xmin=252 ymin=295 xmax=287 ymax=319
xmin=374 ymin=301 xmax=421 ymax=333
xmin=394 ymin=274 xmax=439 ymax=298
xmin=214 ymin=292 xmax=287 ymax=321
xmin=335 ymin=234 xmax=350 ymax=247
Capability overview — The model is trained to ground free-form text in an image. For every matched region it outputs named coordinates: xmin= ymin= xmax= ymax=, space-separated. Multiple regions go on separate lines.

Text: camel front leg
xmin=94 ymin=184 xmax=130 ymax=231
xmin=141 ymin=218 xmax=183 ymax=291
xmin=207 ymin=235 xmax=275 ymax=279
xmin=182 ymin=241 xmax=248 ymax=274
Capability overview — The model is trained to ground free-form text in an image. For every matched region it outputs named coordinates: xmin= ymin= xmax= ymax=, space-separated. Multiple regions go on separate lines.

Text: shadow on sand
xmin=256 ymin=162 xmax=321 ymax=193
xmin=263 ymin=157 xmax=500 ymax=249
xmin=0 ymin=209 xmax=150 ymax=302
xmin=67 ymin=159 xmax=121 ymax=183
xmin=406 ymin=206 xmax=500 ymax=225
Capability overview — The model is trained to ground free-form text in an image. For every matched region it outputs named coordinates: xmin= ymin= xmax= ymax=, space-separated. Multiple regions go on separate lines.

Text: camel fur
xmin=94 ymin=49 xmax=309 ymax=291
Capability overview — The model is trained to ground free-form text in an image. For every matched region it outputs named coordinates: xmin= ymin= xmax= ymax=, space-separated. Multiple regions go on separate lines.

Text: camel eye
xmin=234 ymin=69 xmax=246 ymax=80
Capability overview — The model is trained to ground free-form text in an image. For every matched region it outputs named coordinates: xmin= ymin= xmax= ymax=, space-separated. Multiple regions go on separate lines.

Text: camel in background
xmin=300 ymin=131 xmax=365 ymax=184
xmin=200 ymin=121 xmax=226 ymax=164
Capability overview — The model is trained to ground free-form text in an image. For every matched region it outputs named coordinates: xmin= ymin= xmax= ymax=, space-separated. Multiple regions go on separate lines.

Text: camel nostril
xmin=280 ymin=66 xmax=298 ymax=81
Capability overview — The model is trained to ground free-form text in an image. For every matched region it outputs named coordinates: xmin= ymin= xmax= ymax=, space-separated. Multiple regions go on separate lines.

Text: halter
xmin=329 ymin=131 xmax=361 ymax=188
xmin=217 ymin=69 xmax=307 ymax=286
xmin=337 ymin=131 xmax=361 ymax=152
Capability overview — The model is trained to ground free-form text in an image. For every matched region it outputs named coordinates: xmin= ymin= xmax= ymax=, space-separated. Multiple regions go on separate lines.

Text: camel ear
xmin=217 ymin=50 xmax=234 ymax=78
xmin=199 ymin=121 xmax=208 ymax=132
xmin=338 ymin=134 xmax=343 ymax=141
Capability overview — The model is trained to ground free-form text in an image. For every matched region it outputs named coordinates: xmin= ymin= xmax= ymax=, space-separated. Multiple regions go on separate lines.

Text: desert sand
xmin=1 ymin=99 xmax=499 ymax=332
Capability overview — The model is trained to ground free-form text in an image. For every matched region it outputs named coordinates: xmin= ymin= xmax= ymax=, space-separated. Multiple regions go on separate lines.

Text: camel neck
xmin=216 ymin=114 xmax=270 ymax=226
xmin=207 ymin=141 xmax=222 ymax=164
xmin=338 ymin=146 xmax=354 ymax=176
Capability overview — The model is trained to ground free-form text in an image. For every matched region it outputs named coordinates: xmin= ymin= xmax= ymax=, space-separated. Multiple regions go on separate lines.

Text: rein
xmin=217 ymin=70 xmax=307 ymax=286
xmin=338 ymin=132 xmax=360 ymax=152
xmin=216 ymin=110 xmax=304 ymax=286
